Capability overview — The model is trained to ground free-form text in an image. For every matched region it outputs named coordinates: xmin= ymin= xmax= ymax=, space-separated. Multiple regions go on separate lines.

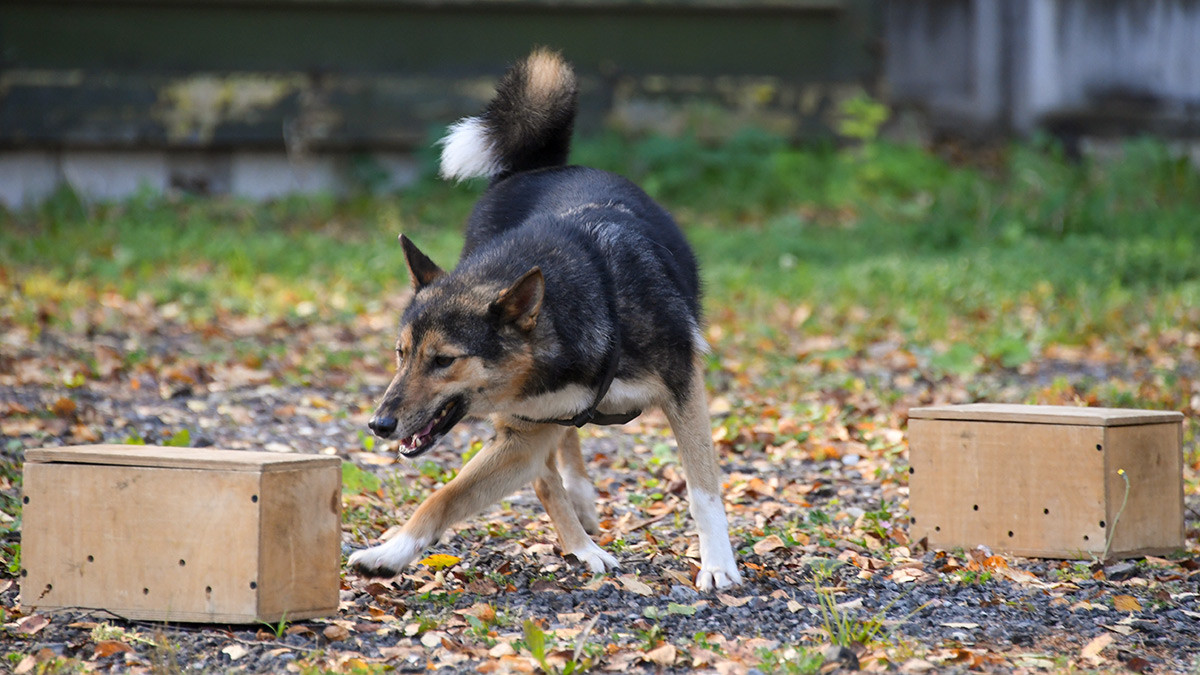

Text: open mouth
xmin=398 ymin=396 xmax=467 ymax=458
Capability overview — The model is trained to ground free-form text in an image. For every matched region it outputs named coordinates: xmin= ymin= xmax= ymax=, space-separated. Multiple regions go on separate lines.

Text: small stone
xmin=669 ymin=585 xmax=699 ymax=603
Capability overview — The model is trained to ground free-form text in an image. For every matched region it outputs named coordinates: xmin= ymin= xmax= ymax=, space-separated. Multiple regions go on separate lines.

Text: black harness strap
xmin=518 ymin=324 xmax=641 ymax=427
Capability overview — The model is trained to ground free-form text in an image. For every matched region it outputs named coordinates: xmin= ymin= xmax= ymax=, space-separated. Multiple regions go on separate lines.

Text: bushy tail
xmin=439 ymin=49 xmax=578 ymax=183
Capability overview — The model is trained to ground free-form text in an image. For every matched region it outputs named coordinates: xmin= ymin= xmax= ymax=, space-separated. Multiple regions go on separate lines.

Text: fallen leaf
xmin=753 ymin=534 xmax=786 ymax=556
xmin=50 ymin=397 xmax=77 ymax=417
xmin=717 ymin=594 xmax=751 ymax=607
xmin=1112 ymin=594 xmax=1142 ymax=612
xmin=1080 ymin=634 xmax=1113 ymax=661
xmin=457 ymin=602 xmax=496 ymax=624
xmin=15 ymin=614 xmax=50 ymax=635
xmin=13 ymin=655 xmax=35 ymax=675
xmin=222 ymin=644 xmax=248 ymax=661
xmin=93 ymin=640 xmax=134 ymax=659
xmin=643 ymin=643 xmax=677 ymax=665
xmin=418 ymin=553 xmax=462 ymax=570
xmin=619 ymin=574 xmax=653 ymax=596
xmin=323 ymin=625 xmax=351 ymax=642
xmin=420 ymin=631 xmax=444 ymax=648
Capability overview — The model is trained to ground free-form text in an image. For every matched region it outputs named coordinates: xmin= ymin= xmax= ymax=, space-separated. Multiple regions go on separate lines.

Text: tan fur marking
xmin=495 ymin=349 xmax=537 ymax=403
xmin=525 ymin=49 xmax=574 ymax=105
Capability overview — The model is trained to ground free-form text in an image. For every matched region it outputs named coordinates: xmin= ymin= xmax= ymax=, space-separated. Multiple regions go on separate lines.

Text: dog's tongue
xmin=401 ymin=416 xmax=440 ymax=451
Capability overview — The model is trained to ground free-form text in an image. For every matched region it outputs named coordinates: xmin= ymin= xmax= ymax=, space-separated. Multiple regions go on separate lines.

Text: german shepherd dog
xmin=349 ymin=49 xmax=742 ymax=590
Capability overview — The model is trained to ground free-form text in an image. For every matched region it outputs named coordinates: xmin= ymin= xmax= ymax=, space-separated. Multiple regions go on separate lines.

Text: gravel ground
xmin=3 ymin=348 xmax=1199 ymax=673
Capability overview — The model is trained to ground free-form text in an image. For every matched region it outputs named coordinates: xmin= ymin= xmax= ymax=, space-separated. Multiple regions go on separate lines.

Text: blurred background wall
xmin=1 ymin=0 xmax=1197 ymax=207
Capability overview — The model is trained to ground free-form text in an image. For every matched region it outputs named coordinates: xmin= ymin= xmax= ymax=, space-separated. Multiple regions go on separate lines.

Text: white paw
xmin=568 ymin=543 xmax=620 ymax=574
xmin=348 ymin=533 xmax=424 ymax=578
xmin=696 ymin=564 xmax=743 ymax=591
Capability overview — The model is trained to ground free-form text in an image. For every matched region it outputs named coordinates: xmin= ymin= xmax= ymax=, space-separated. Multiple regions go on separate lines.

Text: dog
xmin=348 ymin=49 xmax=742 ymax=591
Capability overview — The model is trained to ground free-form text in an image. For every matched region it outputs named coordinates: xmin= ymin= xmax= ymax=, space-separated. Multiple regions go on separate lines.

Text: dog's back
xmin=437 ymin=49 xmax=705 ymax=407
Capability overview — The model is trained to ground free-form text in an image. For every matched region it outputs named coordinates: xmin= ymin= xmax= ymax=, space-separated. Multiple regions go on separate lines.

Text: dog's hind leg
xmin=556 ymin=428 xmax=601 ymax=535
xmin=535 ymin=447 xmax=619 ymax=574
xmin=665 ymin=361 xmax=743 ymax=591
xmin=349 ymin=423 xmax=561 ymax=578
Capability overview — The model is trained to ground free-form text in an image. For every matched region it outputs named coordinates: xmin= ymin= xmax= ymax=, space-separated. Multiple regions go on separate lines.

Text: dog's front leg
xmin=535 ymin=446 xmax=618 ymax=574
xmin=348 ymin=423 xmax=560 ymax=578
xmin=555 ymin=428 xmax=601 ymax=534
xmin=666 ymin=362 xmax=744 ymax=591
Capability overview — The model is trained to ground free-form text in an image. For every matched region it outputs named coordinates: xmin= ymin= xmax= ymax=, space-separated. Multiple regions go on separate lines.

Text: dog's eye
xmin=431 ymin=354 xmax=457 ymax=369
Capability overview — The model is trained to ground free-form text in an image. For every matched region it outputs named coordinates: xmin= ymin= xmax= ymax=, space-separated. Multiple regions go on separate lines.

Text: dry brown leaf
xmin=1080 ymin=634 xmax=1114 ymax=660
xmin=1112 ymin=594 xmax=1142 ymax=612
xmin=323 ymin=624 xmax=351 ymax=642
xmin=717 ymin=594 xmax=751 ymax=607
xmin=92 ymin=640 xmax=134 ymax=659
xmin=753 ymin=534 xmax=786 ymax=556
xmin=15 ymin=614 xmax=50 ymax=635
xmin=619 ymin=574 xmax=653 ymax=596
xmin=457 ymin=602 xmax=496 ymax=624
xmin=643 ymin=643 xmax=677 ymax=666
xmin=50 ymin=397 xmax=77 ymax=418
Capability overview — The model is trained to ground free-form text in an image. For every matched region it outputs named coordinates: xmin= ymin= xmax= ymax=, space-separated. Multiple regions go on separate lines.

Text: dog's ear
xmin=491 ymin=267 xmax=543 ymax=331
xmin=399 ymin=234 xmax=445 ymax=290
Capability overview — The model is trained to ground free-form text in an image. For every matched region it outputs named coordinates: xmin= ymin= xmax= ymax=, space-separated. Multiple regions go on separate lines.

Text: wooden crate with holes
xmin=20 ymin=445 xmax=341 ymax=623
xmin=907 ymin=404 xmax=1184 ymax=559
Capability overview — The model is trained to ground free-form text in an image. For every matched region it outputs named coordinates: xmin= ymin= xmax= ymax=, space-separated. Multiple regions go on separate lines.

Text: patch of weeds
xmin=149 ymin=630 xmax=184 ymax=675
xmin=522 ymin=618 xmax=597 ymax=674
xmin=756 ymin=645 xmax=825 ymax=675
xmin=811 ymin=562 xmax=925 ymax=649
xmin=415 ymin=589 xmax=462 ymax=609
xmin=419 ymin=460 xmax=456 ymax=485
xmin=693 ymin=631 xmax=725 ymax=655
xmin=342 ymin=462 xmax=382 ymax=496
xmin=634 ymin=622 xmax=666 ymax=651
xmin=954 ymin=569 xmax=993 ymax=585
xmin=259 ymin=612 xmax=290 ymax=639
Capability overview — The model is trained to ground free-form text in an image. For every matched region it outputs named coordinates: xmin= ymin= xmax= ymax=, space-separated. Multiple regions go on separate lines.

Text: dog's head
xmin=367 ymin=235 xmax=544 ymax=457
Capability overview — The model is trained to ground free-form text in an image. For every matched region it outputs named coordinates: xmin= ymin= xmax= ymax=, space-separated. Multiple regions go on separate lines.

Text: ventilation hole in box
xmin=1083 ymin=535 xmax=1090 ymax=541
xmin=1007 ymin=531 xmax=1014 ymax=538
xmin=87 ymin=555 xmax=95 ymax=563
xmin=205 ymin=586 xmax=212 ymax=595
xmin=251 ymin=495 xmax=259 ymax=503
xmin=249 ymin=581 xmax=257 ymax=590
xmin=934 ymin=526 xmax=941 ymax=532
xmin=143 ymin=588 xmax=150 ymax=595
xmin=20 ymin=569 xmax=27 ymax=577
xmin=908 ymin=467 xmax=914 ymax=474
xmin=1043 ymin=508 xmax=1049 ymax=515
xmin=179 ymin=559 xmax=186 ymax=567
xmin=1096 ymin=444 xmax=1102 ymax=451
xmin=910 ymin=516 xmax=916 ymax=524
xmin=1099 ymin=520 xmax=1106 ymax=528
xmin=972 ymin=504 xmax=979 ymax=511
xmin=22 ymin=496 xmax=29 ymax=504
xmin=45 ymin=584 xmax=52 ymax=593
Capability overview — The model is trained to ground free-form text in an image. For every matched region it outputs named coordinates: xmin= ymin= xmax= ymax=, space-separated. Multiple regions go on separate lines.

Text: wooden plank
xmin=22 ymin=463 xmax=261 ymax=621
xmin=908 ymin=419 xmax=1108 ymax=558
xmin=1103 ymin=423 xmax=1185 ymax=557
xmin=256 ymin=466 xmax=342 ymax=621
xmin=908 ymin=404 xmax=1183 ymax=427
xmin=25 ymin=445 xmax=341 ymax=473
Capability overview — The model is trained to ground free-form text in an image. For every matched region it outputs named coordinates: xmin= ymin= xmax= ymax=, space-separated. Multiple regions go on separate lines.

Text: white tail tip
xmin=438 ymin=116 xmax=504 ymax=181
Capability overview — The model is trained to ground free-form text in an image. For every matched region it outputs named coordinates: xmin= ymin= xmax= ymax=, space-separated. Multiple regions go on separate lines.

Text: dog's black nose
xmin=368 ymin=416 xmax=397 ymax=438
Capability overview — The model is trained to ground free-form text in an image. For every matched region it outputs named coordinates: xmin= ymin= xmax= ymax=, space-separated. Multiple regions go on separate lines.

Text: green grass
xmin=2 ymin=132 xmax=1198 ymax=358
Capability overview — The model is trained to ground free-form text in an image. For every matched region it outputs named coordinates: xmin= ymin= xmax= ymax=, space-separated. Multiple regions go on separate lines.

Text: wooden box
xmin=908 ymin=404 xmax=1184 ymax=559
xmin=21 ymin=445 xmax=342 ymax=623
